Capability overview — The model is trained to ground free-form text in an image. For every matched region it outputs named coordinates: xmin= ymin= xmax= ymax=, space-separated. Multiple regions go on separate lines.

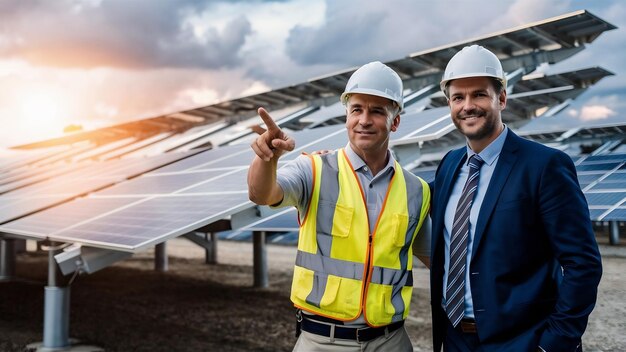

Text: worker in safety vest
xmin=248 ymin=61 xmax=431 ymax=352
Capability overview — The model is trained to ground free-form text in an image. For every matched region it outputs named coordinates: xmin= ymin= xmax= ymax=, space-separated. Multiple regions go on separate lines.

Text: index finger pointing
xmin=258 ymin=107 xmax=280 ymax=132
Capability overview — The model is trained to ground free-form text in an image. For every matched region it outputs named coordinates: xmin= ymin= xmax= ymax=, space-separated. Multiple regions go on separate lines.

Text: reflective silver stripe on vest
xmin=304 ymin=154 xmax=341 ymax=307
xmin=370 ymin=266 xmax=413 ymax=287
xmin=371 ymin=265 xmax=414 ymax=320
xmin=387 ymin=168 xmax=424 ymax=319
xmin=296 ymin=251 xmax=364 ymax=280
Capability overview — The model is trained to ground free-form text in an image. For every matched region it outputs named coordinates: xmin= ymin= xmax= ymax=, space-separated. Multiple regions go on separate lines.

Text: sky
xmin=0 ymin=0 xmax=624 ymax=148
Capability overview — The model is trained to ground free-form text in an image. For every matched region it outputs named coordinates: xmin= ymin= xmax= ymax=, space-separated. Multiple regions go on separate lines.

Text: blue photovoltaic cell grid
xmin=588 ymin=208 xmax=610 ymax=220
xmin=48 ymin=193 xmax=250 ymax=251
xmin=0 ymin=197 xmax=132 ymax=236
xmin=0 ymin=151 xmax=200 ymax=230
xmin=242 ymin=208 xmax=299 ymax=232
xmin=394 ymin=107 xmax=450 ymax=140
xmin=182 ymin=169 xmax=248 ymax=194
xmin=584 ymin=192 xmax=626 ymax=206
xmin=604 ymin=208 xmax=626 ymax=221
xmin=576 ymin=162 xmax=622 ymax=172
xmin=591 ymin=181 xmax=626 ymax=190
xmin=576 ymin=172 xmax=605 ymax=185
xmin=153 ymin=144 xmax=248 ymax=173
xmin=97 ymin=170 xmax=225 ymax=195
xmin=584 ymin=154 xmax=626 ymax=163
xmin=602 ymin=171 xmax=626 ymax=182
xmin=0 ymin=196 xmax=69 ymax=225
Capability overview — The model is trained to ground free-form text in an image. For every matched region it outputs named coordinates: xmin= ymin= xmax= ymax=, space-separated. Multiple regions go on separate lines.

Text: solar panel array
xmin=0 ymin=124 xmax=350 ymax=251
xmin=0 ymin=151 xmax=201 ymax=225
xmin=0 ymin=11 xmax=621 ymax=255
xmin=576 ymin=154 xmax=626 ymax=221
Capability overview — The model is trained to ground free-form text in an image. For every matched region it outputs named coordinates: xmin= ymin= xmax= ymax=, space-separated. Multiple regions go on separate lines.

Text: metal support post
xmin=253 ymin=231 xmax=268 ymax=288
xmin=205 ymin=232 xmax=218 ymax=264
xmin=14 ymin=238 xmax=26 ymax=253
xmin=609 ymin=221 xmax=620 ymax=245
xmin=0 ymin=238 xmax=16 ymax=281
xmin=43 ymin=241 xmax=70 ymax=350
xmin=29 ymin=242 xmax=105 ymax=351
xmin=155 ymin=242 xmax=168 ymax=272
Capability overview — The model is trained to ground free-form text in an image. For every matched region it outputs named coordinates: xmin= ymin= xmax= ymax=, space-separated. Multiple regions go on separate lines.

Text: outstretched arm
xmin=248 ymin=107 xmax=295 ymax=205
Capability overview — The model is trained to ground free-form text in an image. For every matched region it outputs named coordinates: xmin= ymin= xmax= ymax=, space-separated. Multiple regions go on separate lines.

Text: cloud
xmin=0 ymin=0 xmax=253 ymax=69
xmin=579 ymin=105 xmax=616 ymax=121
xmin=284 ymin=1 xmax=564 ymax=67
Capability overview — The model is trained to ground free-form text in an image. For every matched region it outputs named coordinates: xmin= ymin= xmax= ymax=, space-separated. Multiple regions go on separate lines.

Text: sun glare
xmin=17 ymin=88 xmax=70 ymax=142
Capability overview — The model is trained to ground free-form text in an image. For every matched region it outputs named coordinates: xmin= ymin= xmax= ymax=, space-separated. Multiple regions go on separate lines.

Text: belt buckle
xmin=460 ymin=320 xmax=477 ymax=333
xmin=355 ymin=326 xmax=369 ymax=343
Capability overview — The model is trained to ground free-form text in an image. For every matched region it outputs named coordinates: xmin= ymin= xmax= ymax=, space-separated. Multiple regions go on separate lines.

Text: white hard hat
xmin=440 ymin=45 xmax=506 ymax=93
xmin=340 ymin=61 xmax=404 ymax=112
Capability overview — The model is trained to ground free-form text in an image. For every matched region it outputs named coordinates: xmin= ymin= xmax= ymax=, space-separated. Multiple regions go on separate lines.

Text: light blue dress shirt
xmin=443 ymin=126 xmax=508 ymax=318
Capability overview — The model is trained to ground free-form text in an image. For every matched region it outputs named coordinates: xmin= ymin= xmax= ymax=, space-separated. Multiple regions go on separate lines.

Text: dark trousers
xmin=443 ymin=319 xmax=584 ymax=352
xmin=444 ymin=319 xmax=482 ymax=352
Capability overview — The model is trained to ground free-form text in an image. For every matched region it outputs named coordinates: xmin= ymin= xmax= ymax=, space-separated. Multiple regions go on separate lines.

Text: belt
xmin=459 ymin=319 xmax=477 ymax=334
xmin=300 ymin=316 xmax=404 ymax=342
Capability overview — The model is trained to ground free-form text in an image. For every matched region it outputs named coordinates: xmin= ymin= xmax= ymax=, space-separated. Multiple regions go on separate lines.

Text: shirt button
xmin=369 ymin=184 xmax=373 ymax=189
xmin=363 ymin=166 xmax=369 ymax=172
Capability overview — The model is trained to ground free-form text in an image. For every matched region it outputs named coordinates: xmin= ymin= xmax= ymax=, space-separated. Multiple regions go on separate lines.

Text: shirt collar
xmin=465 ymin=125 xmax=508 ymax=166
xmin=344 ymin=143 xmax=396 ymax=173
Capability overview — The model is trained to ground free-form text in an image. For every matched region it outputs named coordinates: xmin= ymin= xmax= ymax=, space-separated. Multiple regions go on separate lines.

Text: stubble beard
xmin=454 ymin=109 xmax=499 ymax=141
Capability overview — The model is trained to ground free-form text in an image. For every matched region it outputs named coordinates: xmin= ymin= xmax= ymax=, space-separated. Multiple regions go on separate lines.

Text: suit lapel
xmin=470 ymin=132 xmax=520 ymax=260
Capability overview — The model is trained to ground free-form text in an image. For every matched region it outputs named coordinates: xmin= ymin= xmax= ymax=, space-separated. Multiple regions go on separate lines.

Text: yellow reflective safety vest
xmin=290 ymin=148 xmax=430 ymax=327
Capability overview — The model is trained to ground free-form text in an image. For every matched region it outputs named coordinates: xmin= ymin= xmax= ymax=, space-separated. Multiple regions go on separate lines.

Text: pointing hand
xmin=250 ymin=107 xmax=295 ymax=162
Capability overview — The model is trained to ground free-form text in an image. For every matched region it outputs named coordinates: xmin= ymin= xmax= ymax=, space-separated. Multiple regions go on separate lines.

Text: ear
xmin=390 ymin=114 xmax=401 ymax=132
xmin=498 ymin=90 xmax=507 ymax=110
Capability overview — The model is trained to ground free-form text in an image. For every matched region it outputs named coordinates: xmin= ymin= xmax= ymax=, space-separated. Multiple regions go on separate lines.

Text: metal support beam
xmin=205 ymin=232 xmax=218 ymax=265
xmin=155 ymin=242 xmax=168 ymax=272
xmin=0 ymin=238 xmax=16 ymax=281
xmin=609 ymin=221 xmax=620 ymax=246
xmin=253 ymin=231 xmax=268 ymax=288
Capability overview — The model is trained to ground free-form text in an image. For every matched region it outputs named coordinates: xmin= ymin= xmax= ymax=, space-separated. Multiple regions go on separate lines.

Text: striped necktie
xmin=446 ymin=154 xmax=484 ymax=327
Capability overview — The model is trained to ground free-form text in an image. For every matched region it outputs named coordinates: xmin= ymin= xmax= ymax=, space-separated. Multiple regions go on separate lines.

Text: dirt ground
xmin=0 ymin=235 xmax=624 ymax=352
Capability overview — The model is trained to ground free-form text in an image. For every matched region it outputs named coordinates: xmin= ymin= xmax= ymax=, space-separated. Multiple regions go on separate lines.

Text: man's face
xmin=345 ymin=93 xmax=399 ymax=157
xmin=447 ymin=77 xmax=506 ymax=143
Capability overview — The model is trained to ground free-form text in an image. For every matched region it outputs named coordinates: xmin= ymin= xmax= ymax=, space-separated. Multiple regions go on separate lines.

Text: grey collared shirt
xmin=276 ymin=143 xmax=395 ymax=234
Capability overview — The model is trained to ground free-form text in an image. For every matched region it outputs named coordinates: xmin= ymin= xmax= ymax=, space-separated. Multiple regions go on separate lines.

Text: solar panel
xmin=584 ymin=192 xmax=626 ymax=206
xmin=604 ymin=208 xmax=626 ymax=221
xmin=240 ymin=208 xmax=300 ymax=232
xmin=48 ymin=193 xmax=250 ymax=251
xmin=590 ymin=181 xmax=626 ymax=190
xmin=97 ymin=170 xmax=226 ymax=195
xmin=0 ymin=151 xmax=200 ymax=225
xmin=576 ymin=162 xmax=622 ymax=172
xmin=153 ymin=144 xmax=248 ymax=173
xmin=0 ymin=197 xmax=132 ymax=237
xmin=588 ymin=207 xmax=611 ymax=220
xmin=585 ymin=154 xmax=626 ymax=162
xmin=0 ymin=196 xmax=69 ymax=225
xmin=576 ymin=172 xmax=605 ymax=184
xmin=394 ymin=107 xmax=451 ymax=140
xmin=181 ymin=169 xmax=248 ymax=194
xmin=299 ymin=102 xmax=345 ymax=126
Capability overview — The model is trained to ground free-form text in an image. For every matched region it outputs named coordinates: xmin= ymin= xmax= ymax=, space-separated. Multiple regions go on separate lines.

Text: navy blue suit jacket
xmin=430 ymin=131 xmax=602 ymax=352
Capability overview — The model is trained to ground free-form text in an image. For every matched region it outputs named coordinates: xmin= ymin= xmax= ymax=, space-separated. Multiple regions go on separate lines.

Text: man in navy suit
xmin=429 ymin=45 xmax=602 ymax=352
